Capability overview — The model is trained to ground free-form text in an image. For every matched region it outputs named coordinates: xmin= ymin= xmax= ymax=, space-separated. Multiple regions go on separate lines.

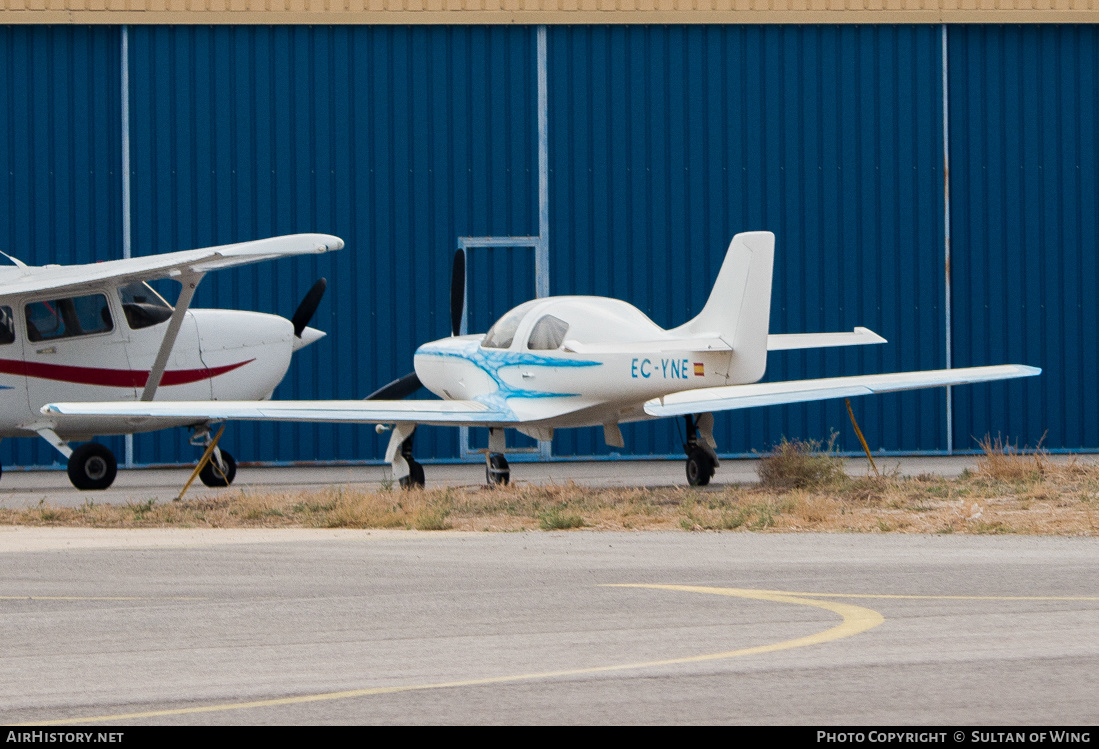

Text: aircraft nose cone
xmin=292 ymin=326 xmax=326 ymax=352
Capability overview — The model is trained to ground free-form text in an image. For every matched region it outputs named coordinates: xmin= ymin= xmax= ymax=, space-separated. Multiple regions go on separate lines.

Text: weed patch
xmin=538 ymin=505 xmax=585 ymax=530
xmin=757 ymin=435 xmax=846 ymax=490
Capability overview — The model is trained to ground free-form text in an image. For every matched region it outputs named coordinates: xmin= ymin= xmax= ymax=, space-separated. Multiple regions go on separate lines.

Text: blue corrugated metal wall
xmin=950 ymin=25 xmax=1098 ymax=453
xmin=124 ymin=25 xmax=540 ymax=465
xmin=0 ymin=26 xmax=126 ymax=468
xmin=547 ymin=25 xmax=949 ymax=457
xmin=0 ymin=24 xmax=1088 ymax=467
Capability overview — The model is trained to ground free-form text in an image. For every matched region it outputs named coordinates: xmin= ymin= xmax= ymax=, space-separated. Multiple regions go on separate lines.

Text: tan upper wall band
xmin=2 ymin=3 xmax=1098 ymax=23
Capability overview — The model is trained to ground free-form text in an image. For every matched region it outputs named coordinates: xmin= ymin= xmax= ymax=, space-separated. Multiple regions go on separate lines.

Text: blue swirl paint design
xmin=416 ymin=339 xmax=602 ymax=416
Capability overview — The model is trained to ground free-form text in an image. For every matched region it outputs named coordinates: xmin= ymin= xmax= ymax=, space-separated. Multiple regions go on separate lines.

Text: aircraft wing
xmin=643 ymin=364 xmax=1040 ymax=418
xmin=0 ymin=233 xmax=343 ymax=301
xmin=44 ymin=364 xmax=1040 ymax=428
xmin=41 ymin=398 xmax=519 ymax=428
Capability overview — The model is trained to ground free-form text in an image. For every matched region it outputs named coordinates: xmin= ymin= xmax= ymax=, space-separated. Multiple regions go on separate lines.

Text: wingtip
xmin=303 ymin=233 xmax=344 ymax=252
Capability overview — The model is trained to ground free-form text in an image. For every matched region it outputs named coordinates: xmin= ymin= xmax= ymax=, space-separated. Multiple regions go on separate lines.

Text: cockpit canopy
xmin=480 ymin=297 xmax=665 ymax=351
xmin=481 ymin=300 xmax=540 ymax=349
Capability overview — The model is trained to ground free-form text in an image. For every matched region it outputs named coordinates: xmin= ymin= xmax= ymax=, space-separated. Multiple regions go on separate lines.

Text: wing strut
xmin=141 ymin=272 xmax=206 ymax=401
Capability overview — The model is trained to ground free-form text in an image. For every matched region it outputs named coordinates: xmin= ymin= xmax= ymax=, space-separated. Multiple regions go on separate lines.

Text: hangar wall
xmin=0 ymin=23 xmax=1091 ymax=467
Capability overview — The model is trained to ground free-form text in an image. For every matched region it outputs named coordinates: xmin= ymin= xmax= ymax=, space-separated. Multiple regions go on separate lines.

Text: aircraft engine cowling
xmin=190 ymin=309 xmax=296 ymax=401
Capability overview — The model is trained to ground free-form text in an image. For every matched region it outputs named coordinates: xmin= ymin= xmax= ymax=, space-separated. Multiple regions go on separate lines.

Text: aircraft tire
xmin=67 ymin=443 xmax=118 ymax=491
xmin=199 ymin=450 xmax=237 ymax=487
xmin=685 ymin=447 xmax=715 ymax=487
xmin=399 ymin=459 xmax=425 ymax=489
xmin=486 ymin=453 xmax=510 ymax=486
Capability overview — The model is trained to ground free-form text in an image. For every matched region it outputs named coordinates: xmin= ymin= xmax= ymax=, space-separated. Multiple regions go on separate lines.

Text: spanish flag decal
xmin=694 ymin=362 xmax=705 ymax=377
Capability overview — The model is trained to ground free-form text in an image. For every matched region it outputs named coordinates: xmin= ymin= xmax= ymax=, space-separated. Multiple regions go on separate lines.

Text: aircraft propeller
xmin=365 ymin=371 xmax=422 ymax=401
xmin=450 ymin=248 xmax=466 ymax=337
xmin=291 ymin=278 xmax=328 ymax=338
xmin=365 ymin=249 xmax=467 ymax=402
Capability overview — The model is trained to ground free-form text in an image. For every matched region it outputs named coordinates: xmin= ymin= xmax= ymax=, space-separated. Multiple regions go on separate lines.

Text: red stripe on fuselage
xmin=0 ymin=358 xmax=255 ymax=388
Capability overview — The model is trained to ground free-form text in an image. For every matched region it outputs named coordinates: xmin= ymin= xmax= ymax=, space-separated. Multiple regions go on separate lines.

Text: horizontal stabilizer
xmin=768 ymin=327 xmax=887 ymax=351
xmin=643 ymin=364 xmax=1040 ymax=418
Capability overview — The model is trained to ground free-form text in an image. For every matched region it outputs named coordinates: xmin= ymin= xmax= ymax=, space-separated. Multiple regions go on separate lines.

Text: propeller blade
xmin=450 ymin=249 xmax=466 ymax=337
xmin=365 ymin=372 xmax=423 ymax=401
xmin=291 ymin=278 xmax=327 ymax=338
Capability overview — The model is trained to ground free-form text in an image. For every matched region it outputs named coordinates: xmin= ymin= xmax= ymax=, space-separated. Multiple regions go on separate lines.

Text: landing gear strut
xmin=383 ymin=423 xmax=424 ymax=489
xmin=485 ymin=428 xmax=509 ymax=486
xmin=683 ymin=413 xmax=719 ymax=487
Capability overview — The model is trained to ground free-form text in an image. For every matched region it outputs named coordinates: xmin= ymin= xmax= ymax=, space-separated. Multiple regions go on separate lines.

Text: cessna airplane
xmin=45 ymin=231 xmax=1038 ymax=488
xmin=0 ymin=232 xmax=343 ymax=490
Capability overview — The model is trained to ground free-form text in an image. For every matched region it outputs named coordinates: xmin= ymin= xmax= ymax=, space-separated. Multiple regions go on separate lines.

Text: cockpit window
xmin=482 ymin=301 xmax=539 ymax=349
xmin=527 ymin=314 xmax=569 ymax=350
xmin=26 ymin=293 xmax=113 ymax=342
xmin=0 ymin=307 xmax=14 ymax=345
xmin=118 ymin=281 xmax=174 ymax=330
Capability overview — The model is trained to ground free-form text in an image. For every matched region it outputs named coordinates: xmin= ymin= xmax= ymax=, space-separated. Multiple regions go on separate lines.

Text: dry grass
xmin=2 ymin=436 xmax=1097 ymax=535
xmin=757 ymin=434 xmax=847 ymax=490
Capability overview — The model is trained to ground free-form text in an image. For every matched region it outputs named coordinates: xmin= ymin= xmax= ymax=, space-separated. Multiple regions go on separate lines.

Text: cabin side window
xmin=0 ymin=307 xmax=14 ymax=345
xmin=117 ymin=281 xmax=174 ymax=330
xmin=25 ymin=293 xmax=113 ymax=343
xmin=526 ymin=315 xmax=569 ymax=350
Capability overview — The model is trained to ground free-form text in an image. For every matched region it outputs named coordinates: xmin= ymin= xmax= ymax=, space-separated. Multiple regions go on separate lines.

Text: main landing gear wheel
xmin=486 ymin=453 xmax=510 ymax=486
xmin=199 ymin=450 xmax=237 ymax=487
xmin=682 ymin=413 xmax=718 ymax=487
xmin=67 ymin=443 xmax=118 ymax=491
xmin=685 ymin=447 xmax=715 ymax=487
xmin=399 ymin=459 xmax=425 ymax=489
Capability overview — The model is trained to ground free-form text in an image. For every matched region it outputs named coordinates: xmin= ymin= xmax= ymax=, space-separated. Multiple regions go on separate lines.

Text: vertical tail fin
xmin=671 ymin=231 xmax=775 ymax=383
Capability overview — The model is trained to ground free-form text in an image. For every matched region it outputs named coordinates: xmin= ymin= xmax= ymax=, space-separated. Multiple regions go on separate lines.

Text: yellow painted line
xmin=734 ymin=591 xmax=1099 ymax=601
xmin=19 ymin=585 xmax=883 ymax=726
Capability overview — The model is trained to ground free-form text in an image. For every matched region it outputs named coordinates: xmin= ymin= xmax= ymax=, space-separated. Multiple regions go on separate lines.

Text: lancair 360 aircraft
xmin=0 ymin=233 xmax=343 ymax=490
xmin=45 ymin=232 xmax=1038 ymax=488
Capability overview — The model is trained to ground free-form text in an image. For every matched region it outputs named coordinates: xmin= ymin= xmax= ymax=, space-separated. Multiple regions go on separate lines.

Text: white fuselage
xmin=413 ymin=296 xmax=745 ymax=429
xmin=0 ymin=286 xmax=300 ymax=440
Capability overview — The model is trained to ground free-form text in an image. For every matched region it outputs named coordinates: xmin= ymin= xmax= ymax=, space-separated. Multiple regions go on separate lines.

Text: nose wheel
xmin=189 ymin=425 xmax=237 ymax=488
xmin=484 ymin=428 xmax=510 ymax=486
xmin=199 ymin=448 xmax=237 ymax=487
xmin=399 ymin=456 xmax=425 ymax=489
xmin=486 ymin=453 xmax=510 ymax=486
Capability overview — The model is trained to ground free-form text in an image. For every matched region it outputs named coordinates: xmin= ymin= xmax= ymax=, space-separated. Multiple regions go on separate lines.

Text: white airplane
xmin=45 ymin=231 xmax=1038 ymax=488
xmin=0 ymin=233 xmax=343 ymax=490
